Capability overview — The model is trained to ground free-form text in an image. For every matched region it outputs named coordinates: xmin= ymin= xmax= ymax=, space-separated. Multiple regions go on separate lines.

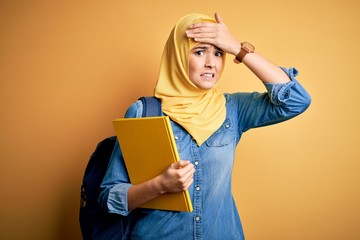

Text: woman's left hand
xmin=186 ymin=12 xmax=241 ymax=56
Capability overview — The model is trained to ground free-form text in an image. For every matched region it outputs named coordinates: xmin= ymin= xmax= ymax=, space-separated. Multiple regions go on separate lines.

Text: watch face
xmin=242 ymin=42 xmax=255 ymax=53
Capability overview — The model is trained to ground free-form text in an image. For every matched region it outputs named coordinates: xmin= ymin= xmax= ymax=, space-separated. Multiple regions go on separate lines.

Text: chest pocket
xmin=205 ymin=118 xmax=235 ymax=147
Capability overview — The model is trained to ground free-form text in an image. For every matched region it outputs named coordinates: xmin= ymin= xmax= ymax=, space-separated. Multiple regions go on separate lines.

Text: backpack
xmin=79 ymin=96 xmax=161 ymax=240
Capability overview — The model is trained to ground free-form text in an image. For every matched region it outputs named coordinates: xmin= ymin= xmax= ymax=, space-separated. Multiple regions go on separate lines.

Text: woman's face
xmin=188 ymin=43 xmax=224 ymax=90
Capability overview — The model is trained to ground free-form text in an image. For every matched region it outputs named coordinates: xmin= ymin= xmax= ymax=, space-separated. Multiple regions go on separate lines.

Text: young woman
xmin=99 ymin=12 xmax=311 ymax=239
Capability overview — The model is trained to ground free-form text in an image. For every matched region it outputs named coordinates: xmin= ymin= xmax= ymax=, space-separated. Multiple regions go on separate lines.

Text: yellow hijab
xmin=154 ymin=13 xmax=226 ymax=146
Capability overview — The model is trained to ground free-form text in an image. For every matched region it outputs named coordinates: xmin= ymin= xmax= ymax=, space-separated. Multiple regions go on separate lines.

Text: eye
xmin=194 ymin=50 xmax=205 ymax=56
xmin=215 ymin=51 xmax=223 ymax=57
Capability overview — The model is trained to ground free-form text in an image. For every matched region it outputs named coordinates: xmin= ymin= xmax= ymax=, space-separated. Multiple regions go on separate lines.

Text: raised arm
xmin=186 ymin=12 xmax=290 ymax=84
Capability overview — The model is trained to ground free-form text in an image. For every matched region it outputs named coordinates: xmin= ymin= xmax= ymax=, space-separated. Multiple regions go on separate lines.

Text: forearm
xmin=242 ymin=51 xmax=290 ymax=84
xmin=127 ymin=175 xmax=163 ymax=210
xmin=231 ymin=41 xmax=290 ymax=84
xmin=127 ymin=160 xmax=194 ymax=210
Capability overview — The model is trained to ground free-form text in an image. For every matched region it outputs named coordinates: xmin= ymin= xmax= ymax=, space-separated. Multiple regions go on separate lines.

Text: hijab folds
xmin=154 ymin=14 xmax=226 ymax=146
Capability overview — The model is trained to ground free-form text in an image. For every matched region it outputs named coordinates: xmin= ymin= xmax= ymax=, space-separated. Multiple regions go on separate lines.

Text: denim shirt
xmin=99 ymin=67 xmax=311 ymax=239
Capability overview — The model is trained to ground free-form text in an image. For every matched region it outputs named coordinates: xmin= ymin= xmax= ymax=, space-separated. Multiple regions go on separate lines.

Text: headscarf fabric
xmin=154 ymin=13 xmax=226 ymax=146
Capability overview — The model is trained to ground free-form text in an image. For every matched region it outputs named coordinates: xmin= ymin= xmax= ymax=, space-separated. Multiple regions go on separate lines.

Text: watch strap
xmin=234 ymin=42 xmax=255 ymax=64
xmin=235 ymin=48 xmax=248 ymax=63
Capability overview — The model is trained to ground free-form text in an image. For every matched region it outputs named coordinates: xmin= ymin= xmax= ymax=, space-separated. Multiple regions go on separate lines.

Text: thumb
xmin=215 ymin=12 xmax=224 ymax=24
xmin=175 ymin=160 xmax=190 ymax=169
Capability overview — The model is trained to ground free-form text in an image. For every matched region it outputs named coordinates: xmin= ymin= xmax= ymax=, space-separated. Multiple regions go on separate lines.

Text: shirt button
xmin=194 ymin=161 xmax=199 ymax=166
xmin=196 ymin=186 xmax=201 ymax=191
xmin=225 ymin=124 xmax=230 ymax=128
xmin=195 ymin=216 xmax=200 ymax=221
xmin=174 ymin=136 xmax=179 ymax=140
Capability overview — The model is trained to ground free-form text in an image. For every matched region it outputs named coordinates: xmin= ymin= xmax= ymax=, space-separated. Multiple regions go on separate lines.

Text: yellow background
xmin=1 ymin=0 xmax=359 ymax=239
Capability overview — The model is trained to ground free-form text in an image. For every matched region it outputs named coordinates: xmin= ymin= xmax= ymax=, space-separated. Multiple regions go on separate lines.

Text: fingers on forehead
xmin=189 ymin=22 xmax=216 ymax=29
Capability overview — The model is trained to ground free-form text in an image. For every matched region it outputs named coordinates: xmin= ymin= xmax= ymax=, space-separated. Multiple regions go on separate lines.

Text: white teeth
xmin=203 ymin=73 xmax=213 ymax=78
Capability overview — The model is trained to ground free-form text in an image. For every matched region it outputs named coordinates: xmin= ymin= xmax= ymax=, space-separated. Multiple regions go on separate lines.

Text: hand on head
xmin=186 ymin=12 xmax=240 ymax=56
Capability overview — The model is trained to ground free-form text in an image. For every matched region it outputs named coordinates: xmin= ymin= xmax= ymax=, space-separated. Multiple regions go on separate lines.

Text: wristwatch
xmin=234 ymin=41 xmax=255 ymax=64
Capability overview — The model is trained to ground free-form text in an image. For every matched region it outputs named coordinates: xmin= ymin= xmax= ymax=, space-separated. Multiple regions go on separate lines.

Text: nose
xmin=204 ymin=55 xmax=216 ymax=69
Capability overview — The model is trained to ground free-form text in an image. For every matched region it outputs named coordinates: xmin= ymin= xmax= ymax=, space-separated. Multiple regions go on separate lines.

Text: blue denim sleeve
xmin=234 ymin=67 xmax=311 ymax=132
xmin=98 ymin=101 xmax=141 ymax=216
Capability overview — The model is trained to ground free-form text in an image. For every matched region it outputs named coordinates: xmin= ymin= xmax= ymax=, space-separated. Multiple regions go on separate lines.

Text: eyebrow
xmin=192 ymin=46 xmax=224 ymax=53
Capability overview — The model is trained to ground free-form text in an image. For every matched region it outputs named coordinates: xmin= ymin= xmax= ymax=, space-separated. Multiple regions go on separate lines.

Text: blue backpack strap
xmin=138 ymin=96 xmax=162 ymax=117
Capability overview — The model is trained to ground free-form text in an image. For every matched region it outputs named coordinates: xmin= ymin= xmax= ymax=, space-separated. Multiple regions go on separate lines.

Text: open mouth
xmin=201 ymin=73 xmax=215 ymax=78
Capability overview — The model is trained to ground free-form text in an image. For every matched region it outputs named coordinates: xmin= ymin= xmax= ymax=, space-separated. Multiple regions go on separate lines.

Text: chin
xmin=198 ymin=84 xmax=215 ymax=90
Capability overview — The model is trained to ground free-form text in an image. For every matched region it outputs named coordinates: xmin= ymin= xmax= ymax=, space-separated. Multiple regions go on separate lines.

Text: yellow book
xmin=112 ymin=116 xmax=193 ymax=212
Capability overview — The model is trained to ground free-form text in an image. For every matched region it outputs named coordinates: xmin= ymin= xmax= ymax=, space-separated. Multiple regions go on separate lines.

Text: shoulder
xmin=124 ymin=100 xmax=143 ymax=118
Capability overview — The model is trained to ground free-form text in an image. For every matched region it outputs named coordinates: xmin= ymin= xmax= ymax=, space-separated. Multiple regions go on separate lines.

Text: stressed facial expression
xmin=188 ymin=43 xmax=224 ymax=90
